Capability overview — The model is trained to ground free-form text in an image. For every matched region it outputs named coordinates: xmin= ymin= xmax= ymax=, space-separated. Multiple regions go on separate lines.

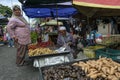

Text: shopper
xmin=6 ymin=5 xmax=31 ymax=66
xmin=6 ymin=32 xmax=14 ymax=47
xmin=0 ymin=26 xmax=4 ymax=38
xmin=111 ymin=17 xmax=118 ymax=34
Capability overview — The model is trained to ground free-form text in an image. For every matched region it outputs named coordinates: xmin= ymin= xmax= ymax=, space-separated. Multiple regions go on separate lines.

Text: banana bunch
xmin=28 ymin=48 xmax=57 ymax=56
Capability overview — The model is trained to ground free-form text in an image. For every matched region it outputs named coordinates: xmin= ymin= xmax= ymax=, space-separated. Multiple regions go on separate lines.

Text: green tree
xmin=0 ymin=4 xmax=12 ymax=17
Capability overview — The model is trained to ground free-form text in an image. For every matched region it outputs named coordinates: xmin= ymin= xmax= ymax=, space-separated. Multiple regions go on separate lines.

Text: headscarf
xmin=59 ymin=26 xmax=66 ymax=31
xmin=12 ymin=5 xmax=29 ymax=25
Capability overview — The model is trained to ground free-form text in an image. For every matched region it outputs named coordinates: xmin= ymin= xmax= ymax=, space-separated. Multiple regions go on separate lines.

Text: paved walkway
xmin=0 ymin=45 xmax=39 ymax=80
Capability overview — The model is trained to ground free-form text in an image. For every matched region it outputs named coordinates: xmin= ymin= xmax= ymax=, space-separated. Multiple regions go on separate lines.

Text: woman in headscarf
xmin=6 ymin=5 xmax=31 ymax=66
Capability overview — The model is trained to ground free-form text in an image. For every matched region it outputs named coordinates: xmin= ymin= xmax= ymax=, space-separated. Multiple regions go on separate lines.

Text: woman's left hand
xmin=13 ymin=37 xmax=18 ymax=42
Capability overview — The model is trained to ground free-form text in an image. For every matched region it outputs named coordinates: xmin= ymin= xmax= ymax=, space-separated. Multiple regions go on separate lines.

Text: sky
xmin=0 ymin=0 xmax=29 ymax=21
xmin=0 ymin=0 xmax=21 ymax=8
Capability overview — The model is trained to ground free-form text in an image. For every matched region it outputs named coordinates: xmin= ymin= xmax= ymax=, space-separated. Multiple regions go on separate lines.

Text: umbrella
xmin=22 ymin=2 xmax=77 ymax=18
xmin=19 ymin=0 xmax=77 ymax=27
xmin=19 ymin=0 xmax=72 ymax=5
xmin=40 ymin=22 xmax=45 ymax=26
xmin=45 ymin=20 xmax=63 ymax=26
xmin=73 ymin=0 xmax=120 ymax=17
xmin=40 ymin=20 xmax=63 ymax=26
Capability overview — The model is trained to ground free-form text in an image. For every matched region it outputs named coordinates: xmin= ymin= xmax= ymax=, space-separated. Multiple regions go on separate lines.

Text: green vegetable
xmin=30 ymin=31 xmax=39 ymax=43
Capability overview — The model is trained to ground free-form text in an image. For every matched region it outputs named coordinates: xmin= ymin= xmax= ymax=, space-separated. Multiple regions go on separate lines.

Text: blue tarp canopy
xmin=19 ymin=0 xmax=72 ymax=5
xmin=22 ymin=2 xmax=78 ymax=18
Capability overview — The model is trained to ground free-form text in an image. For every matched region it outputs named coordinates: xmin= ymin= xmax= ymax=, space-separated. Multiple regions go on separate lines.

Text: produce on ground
xmin=42 ymin=58 xmax=120 ymax=80
xmin=43 ymin=64 xmax=95 ymax=80
xmin=28 ymin=48 xmax=57 ymax=56
xmin=73 ymin=58 xmax=120 ymax=80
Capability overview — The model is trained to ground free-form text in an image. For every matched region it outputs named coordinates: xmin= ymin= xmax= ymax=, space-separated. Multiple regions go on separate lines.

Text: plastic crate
xmin=84 ymin=48 xmax=95 ymax=58
xmin=83 ymin=45 xmax=105 ymax=58
xmin=95 ymin=48 xmax=120 ymax=60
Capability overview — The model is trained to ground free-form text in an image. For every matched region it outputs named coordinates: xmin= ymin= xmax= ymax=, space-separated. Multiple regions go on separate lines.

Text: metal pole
xmin=87 ymin=17 xmax=89 ymax=25
xmin=56 ymin=3 xmax=58 ymax=27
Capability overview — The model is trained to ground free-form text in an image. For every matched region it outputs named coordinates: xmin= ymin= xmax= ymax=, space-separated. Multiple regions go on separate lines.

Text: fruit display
xmin=28 ymin=48 xmax=57 ymax=56
xmin=42 ymin=58 xmax=120 ymax=80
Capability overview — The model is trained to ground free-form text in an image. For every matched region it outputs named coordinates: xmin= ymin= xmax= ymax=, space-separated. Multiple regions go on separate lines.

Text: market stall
xmin=44 ymin=20 xmax=63 ymax=44
xmin=17 ymin=1 xmax=120 ymax=80
xmin=84 ymin=34 xmax=120 ymax=59
xmin=28 ymin=45 xmax=73 ymax=80
xmin=95 ymin=39 xmax=120 ymax=60
xmin=0 ymin=16 xmax=8 ymax=45
xmin=72 ymin=0 xmax=120 ymax=46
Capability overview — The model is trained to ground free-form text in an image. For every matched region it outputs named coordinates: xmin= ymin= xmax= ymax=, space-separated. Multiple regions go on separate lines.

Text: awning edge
xmin=73 ymin=1 xmax=120 ymax=9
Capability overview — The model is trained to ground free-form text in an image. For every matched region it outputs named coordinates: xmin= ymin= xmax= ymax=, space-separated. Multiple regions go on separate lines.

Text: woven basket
xmin=101 ymin=35 xmax=120 ymax=45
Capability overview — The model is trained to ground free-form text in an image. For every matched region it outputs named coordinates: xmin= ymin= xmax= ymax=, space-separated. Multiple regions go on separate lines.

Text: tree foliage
xmin=0 ymin=4 xmax=12 ymax=17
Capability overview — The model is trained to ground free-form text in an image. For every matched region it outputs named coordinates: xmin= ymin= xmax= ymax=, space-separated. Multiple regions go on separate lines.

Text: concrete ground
xmin=0 ymin=45 xmax=39 ymax=80
xmin=0 ymin=45 xmax=88 ymax=80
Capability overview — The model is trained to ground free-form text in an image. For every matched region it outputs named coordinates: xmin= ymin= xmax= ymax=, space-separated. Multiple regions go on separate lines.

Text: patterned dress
xmin=7 ymin=17 xmax=31 ymax=66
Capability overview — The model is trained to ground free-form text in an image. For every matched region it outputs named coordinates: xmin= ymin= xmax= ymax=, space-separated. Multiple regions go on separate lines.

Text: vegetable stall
xmin=19 ymin=0 xmax=77 ymax=80
xmin=18 ymin=0 xmax=120 ymax=80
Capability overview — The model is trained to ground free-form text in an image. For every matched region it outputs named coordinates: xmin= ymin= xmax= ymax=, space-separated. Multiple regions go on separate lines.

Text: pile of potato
xmin=28 ymin=48 xmax=57 ymax=56
xmin=73 ymin=58 xmax=120 ymax=80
